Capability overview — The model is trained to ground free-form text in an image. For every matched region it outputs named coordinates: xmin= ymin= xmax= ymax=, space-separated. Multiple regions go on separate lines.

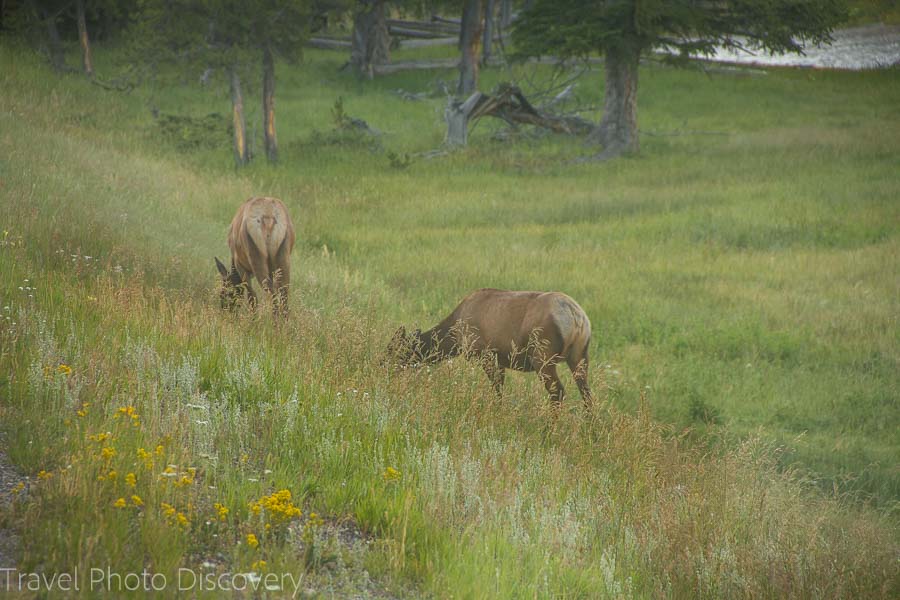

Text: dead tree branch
xmin=445 ymin=83 xmax=595 ymax=146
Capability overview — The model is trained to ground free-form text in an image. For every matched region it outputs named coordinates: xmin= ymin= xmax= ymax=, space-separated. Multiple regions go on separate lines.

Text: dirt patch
xmin=290 ymin=517 xmax=420 ymax=599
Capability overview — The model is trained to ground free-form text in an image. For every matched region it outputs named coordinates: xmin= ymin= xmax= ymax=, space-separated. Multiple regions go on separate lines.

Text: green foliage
xmin=155 ymin=112 xmax=231 ymax=152
xmin=386 ymin=150 xmax=413 ymax=169
xmin=512 ymin=0 xmax=849 ymax=60
xmin=128 ymin=0 xmax=323 ymax=76
xmin=688 ymin=396 xmax=722 ymax=425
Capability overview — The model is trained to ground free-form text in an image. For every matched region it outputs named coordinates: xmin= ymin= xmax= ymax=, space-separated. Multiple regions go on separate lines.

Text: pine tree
xmin=513 ymin=0 xmax=847 ymax=159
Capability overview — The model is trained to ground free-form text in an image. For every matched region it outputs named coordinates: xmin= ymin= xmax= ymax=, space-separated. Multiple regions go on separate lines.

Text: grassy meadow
xmin=0 ymin=37 xmax=898 ymax=598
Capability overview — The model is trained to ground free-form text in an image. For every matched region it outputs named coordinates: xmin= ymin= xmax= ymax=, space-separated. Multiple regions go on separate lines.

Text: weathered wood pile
xmin=309 ymin=16 xmax=461 ymax=51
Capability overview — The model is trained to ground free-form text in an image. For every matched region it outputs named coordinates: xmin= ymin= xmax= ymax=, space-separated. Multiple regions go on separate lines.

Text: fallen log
xmin=388 ymin=26 xmax=451 ymax=39
xmin=431 ymin=15 xmax=462 ymax=26
xmin=398 ymin=37 xmax=458 ymax=49
xmin=445 ymin=83 xmax=595 ymax=146
xmin=386 ymin=18 xmax=459 ymax=35
xmin=308 ymin=37 xmax=352 ymax=50
xmin=373 ymin=58 xmax=458 ymax=75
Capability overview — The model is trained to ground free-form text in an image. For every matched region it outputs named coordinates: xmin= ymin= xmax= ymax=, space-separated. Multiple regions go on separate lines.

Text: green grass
xmin=0 ymin=40 xmax=898 ymax=598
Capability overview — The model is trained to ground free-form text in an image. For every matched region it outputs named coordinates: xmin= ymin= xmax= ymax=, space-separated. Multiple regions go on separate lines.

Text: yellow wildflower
xmin=161 ymin=502 xmax=177 ymax=518
xmin=246 ymin=533 xmax=259 ymax=549
xmin=100 ymin=446 xmax=116 ymax=460
xmin=125 ymin=472 xmax=136 ymax=488
xmin=214 ymin=503 xmax=229 ymax=521
xmin=155 ymin=444 xmax=164 ymax=456
xmin=136 ymin=448 xmax=153 ymax=468
xmin=88 ymin=432 xmax=110 ymax=443
xmin=107 ymin=470 xmax=117 ymax=481
xmin=57 ymin=364 xmax=72 ymax=376
xmin=176 ymin=513 xmax=189 ymax=527
xmin=382 ymin=466 xmax=401 ymax=482
xmin=113 ymin=497 xmax=126 ymax=508
xmin=37 ymin=470 xmax=52 ymax=480
xmin=251 ymin=560 xmax=267 ymax=572
xmin=12 ymin=482 xmax=25 ymax=494
xmin=116 ymin=406 xmax=137 ymax=418
xmin=131 ymin=495 xmax=144 ymax=507
xmin=249 ymin=489 xmax=302 ymax=524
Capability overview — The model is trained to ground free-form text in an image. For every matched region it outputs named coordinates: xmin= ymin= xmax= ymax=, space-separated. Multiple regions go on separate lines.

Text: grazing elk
xmin=387 ymin=289 xmax=594 ymax=408
xmin=215 ymin=196 xmax=295 ymax=315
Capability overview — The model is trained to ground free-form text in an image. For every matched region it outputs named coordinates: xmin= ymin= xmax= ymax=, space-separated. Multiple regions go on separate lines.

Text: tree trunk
xmin=591 ymin=47 xmax=640 ymax=158
xmin=482 ymin=0 xmax=495 ymax=66
xmin=445 ymin=92 xmax=485 ymax=146
xmin=500 ymin=0 xmax=512 ymax=28
xmin=350 ymin=0 xmax=391 ymax=79
xmin=457 ymin=0 xmax=483 ymax=96
xmin=262 ymin=46 xmax=277 ymax=163
xmin=230 ymin=67 xmax=250 ymax=168
xmin=31 ymin=0 xmax=66 ymax=72
xmin=75 ymin=0 xmax=94 ymax=78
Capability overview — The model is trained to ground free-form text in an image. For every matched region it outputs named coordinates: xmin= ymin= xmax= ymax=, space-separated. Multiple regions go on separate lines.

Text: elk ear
xmin=214 ymin=257 xmax=229 ymax=278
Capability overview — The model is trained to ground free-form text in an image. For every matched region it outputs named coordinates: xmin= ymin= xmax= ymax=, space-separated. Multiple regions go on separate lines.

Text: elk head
xmin=385 ymin=326 xmax=426 ymax=366
xmin=215 ymin=256 xmax=250 ymax=310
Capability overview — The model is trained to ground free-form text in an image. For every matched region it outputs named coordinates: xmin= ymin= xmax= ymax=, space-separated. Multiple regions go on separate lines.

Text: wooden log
xmin=373 ymin=58 xmax=458 ymax=75
xmin=398 ymin=37 xmax=458 ymax=49
xmin=388 ymin=26 xmax=449 ymax=39
xmin=307 ymin=37 xmax=352 ymax=50
xmin=431 ymin=15 xmax=462 ymax=26
xmin=386 ymin=19 xmax=459 ymax=35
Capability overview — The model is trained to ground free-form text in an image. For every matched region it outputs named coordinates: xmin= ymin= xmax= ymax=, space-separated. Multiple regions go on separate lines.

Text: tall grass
xmin=0 ymin=41 xmax=898 ymax=597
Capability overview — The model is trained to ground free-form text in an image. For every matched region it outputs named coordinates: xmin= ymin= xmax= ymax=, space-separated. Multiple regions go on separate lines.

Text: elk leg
xmin=567 ymin=356 xmax=593 ymax=410
xmin=482 ymin=355 xmax=505 ymax=398
xmin=243 ymin=279 xmax=258 ymax=307
xmin=247 ymin=254 xmax=272 ymax=303
xmin=272 ymin=268 xmax=289 ymax=316
xmin=234 ymin=265 xmax=258 ymax=307
xmin=536 ymin=362 xmax=565 ymax=406
xmin=272 ymin=240 xmax=292 ymax=316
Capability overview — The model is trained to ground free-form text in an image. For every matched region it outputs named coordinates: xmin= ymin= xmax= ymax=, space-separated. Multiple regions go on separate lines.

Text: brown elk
xmin=387 ymin=289 xmax=594 ymax=408
xmin=215 ymin=196 xmax=295 ymax=314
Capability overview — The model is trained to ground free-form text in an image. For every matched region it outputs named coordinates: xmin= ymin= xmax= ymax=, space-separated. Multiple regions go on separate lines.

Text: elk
xmin=387 ymin=289 xmax=594 ymax=408
xmin=214 ymin=196 xmax=295 ymax=314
